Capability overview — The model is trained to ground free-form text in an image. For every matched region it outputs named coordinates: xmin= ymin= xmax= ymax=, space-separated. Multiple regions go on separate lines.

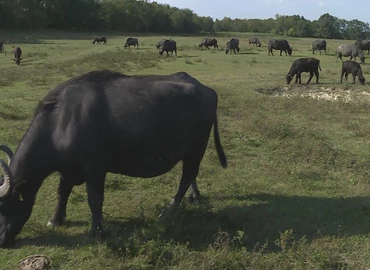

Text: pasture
xmin=1 ymin=30 xmax=370 ymax=269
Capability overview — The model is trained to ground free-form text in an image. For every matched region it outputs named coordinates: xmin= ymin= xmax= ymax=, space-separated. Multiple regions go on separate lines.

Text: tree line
xmin=0 ymin=0 xmax=369 ymax=40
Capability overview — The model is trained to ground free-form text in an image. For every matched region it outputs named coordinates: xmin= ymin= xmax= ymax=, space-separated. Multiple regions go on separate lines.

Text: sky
xmin=153 ymin=0 xmax=370 ymax=24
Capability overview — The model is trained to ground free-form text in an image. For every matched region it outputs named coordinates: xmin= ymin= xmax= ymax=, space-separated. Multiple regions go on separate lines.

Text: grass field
xmin=1 ymin=30 xmax=370 ymax=269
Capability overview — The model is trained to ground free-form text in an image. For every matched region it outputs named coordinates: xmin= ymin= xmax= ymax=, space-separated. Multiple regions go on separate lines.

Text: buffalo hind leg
xmin=306 ymin=71 xmax=314 ymax=84
xmin=48 ymin=175 xmax=75 ymax=226
xmin=188 ymin=180 xmax=200 ymax=204
xmin=159 ymin=161 xmax=200 ymax=219
xmin=159 ymin=135 xmax=210 ymax=218
xmin=86 ymin=171 xmax=106 ymax=237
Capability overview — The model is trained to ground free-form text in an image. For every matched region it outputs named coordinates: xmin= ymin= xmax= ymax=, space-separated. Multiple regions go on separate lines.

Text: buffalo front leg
xmin=48 ymin=175 xmax=74 ymax=226
xmin=295 ymin=73 xmax=300 ymax=84
xmin=86 ymin=172 xmax=106 ymax=237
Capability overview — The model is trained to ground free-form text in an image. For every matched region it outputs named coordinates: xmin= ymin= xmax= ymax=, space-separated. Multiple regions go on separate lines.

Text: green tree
xmin=344 ymin=19 xmax=370 ymax=40
xmin=315 ymin=13 xmax=341 ymax=38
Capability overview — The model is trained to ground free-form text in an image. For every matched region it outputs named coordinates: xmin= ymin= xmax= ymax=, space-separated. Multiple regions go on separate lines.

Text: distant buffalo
xmin=225 ymin=38 xmax=240 ymax=54
xmin=312 ymin=39 xmax=326 ymax=55
xmin=156 ymin=39 xmax=166 ymax=50
xmin=268 ymin=39 xmax=292 ymax=56
xmin=158 ymin=39 xmax=177 ymax=56
xmin=286 ymin=58 xmax=321 ymax=84
xmin=336 ymin=44 xmax=364 ymax=64
xmin=93 ymin=36 xmax=107 ymax=45
xmin=124 ymin=37 xmax=139 ymax=49
xmin=199 ymin=38 xmax=218 ymax=50
xmin=248 ymin=37 xmax=261 ymax=47
xmin=0 ymin=41 xmax=3 ymax=53
xmin=355 ymin=40 xmax=370 ymax=55
xmin=340 ymin=61 xmax=365 ymax=85
xmin=13 ymin=47 xmax=22 ymax=65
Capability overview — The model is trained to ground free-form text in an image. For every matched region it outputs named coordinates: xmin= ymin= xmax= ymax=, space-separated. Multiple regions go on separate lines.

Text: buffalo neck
xmin=9 ymin=116 xmax=57 ymax=198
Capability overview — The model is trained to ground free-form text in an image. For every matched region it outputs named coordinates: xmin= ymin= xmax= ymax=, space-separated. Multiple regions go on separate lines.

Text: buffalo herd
xmin=0 ymin=33 xmax=369 ymax=247
xmin=4 ymin=36 xmax=369 ymax=77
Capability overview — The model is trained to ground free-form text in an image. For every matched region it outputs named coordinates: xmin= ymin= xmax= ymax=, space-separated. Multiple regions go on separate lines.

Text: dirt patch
xmin=256 ymin=85 xmax=370 ymax=103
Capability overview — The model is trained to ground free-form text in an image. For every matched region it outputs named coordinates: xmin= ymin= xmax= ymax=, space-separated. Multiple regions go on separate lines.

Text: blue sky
xmin=154 ymin=0 xmax=370 ymax=24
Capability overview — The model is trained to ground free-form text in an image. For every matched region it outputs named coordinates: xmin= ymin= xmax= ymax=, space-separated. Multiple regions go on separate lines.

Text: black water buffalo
xmin=312 ymin=39 xmax=326 ymax=55
xmin=13 ymin=47 xmax=22 ymax=65
xmin=124 ymin=37 xmax=139 ymax=49
xmin=225 ymin=38 xmax=240 ymax=54
xmin=268 ymin=39 xmax=292 ymax=56
xmin=336 ymin=44 xmax=364 ymax=64
xmin=248 ymin=37 xmax=261 ymax=47
xmin=355 ymin=40 xmax=370 ymax=55
xmin=286 ymin=58 xmax=321 ymax=84
xmin=0 ymin=70 xmax=227 ymax=247
xmin=158 ymin=39 xmax=177 ymax=56
xmin=340 ymin=61 xmax=365 ymax=85
xmin=199 ymin=38 xmax=218 ymax=50
xmin=0 ymin=41 xmax=3 ymax=53
xmin=93 ymin=36 xmax=107 ymax=45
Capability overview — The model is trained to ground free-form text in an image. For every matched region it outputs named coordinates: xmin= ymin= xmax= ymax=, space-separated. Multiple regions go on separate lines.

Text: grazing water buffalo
xmin=355 ymin=40 xmax=370 ymax=55
xmin=199 ymin=38 xmax=218 ymax=50
xmin=312 ymin=39 xmax=326 ymax=55
xmin=158 ymin=39 xmax=177 ymax=56
xmin=0 ymin=70 xmax=227 ymax=247
xmin=340 ymin=61 xmax=365 ymax=85
xmin=336 ymin=44 xmax=364 ymax=64
xmin=286 ymin=58 xmax=321 ymax=84
xmin=124 ymin=37 xmax=139 ymax=49
xmin=13 ymin=47 xmax=22 ymax=65
xmin=268 ymin=39 xmax=292 ymax=56
xmin=93 ymin=36 xmax=107 ymax=45
xmin=0 ymin=41 xmax=3 ymax=53
xmin=248 ymin=37 xmax=261 ymax=47
xmin=156 ymin=39 xmax=166 ymax=50
xmin=225 ymin=38 xmax=240 ymax=54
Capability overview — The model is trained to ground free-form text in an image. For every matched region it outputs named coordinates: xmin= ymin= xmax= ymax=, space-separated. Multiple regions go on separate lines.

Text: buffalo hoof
xmin=88 ymin=223 xmax=104 ymax=238
xmin=47 ymin=217 xmax=65 ymax=227
xmin=188 ymin=194 xmax=200 ymax=204
xmin=158 ymin=199 xmax=179 ymax=219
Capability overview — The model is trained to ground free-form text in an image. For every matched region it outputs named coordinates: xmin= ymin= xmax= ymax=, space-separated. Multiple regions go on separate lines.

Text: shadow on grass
xmin=238 ymin=52 xmax=259 ymax=55
xmin=0 ymin=111 xmax=29 ymax=121
xmin=15 ymin=193 xmax=370 ymax=254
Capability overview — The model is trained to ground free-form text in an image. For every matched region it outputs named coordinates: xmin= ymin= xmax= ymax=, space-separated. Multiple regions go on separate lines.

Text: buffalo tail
xmin=213 ymin=116 xmax=227 ymax=168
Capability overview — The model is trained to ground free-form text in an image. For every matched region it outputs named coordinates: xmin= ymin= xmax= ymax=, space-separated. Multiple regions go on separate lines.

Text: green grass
xmin=1 ymin=30 xmax=370 ymax=269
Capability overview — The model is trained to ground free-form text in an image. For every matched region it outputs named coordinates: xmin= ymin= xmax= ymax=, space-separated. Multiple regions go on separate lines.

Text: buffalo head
xmin=286 ymin=74 xmax=293 ymax=84
xmin=0 ymin=146 xmax=31 ymax=248
xmin=287 ymin=47 xmax=293 ymax=56
xmin=359 ymin=76 xmax=366 ymax=85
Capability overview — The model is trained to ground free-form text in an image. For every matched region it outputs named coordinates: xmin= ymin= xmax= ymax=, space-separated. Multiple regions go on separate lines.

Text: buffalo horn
xmin=0 ymin=160 xmax=11 ymax=198
xmin=0 ymin=145 xmax=13 ymax=165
